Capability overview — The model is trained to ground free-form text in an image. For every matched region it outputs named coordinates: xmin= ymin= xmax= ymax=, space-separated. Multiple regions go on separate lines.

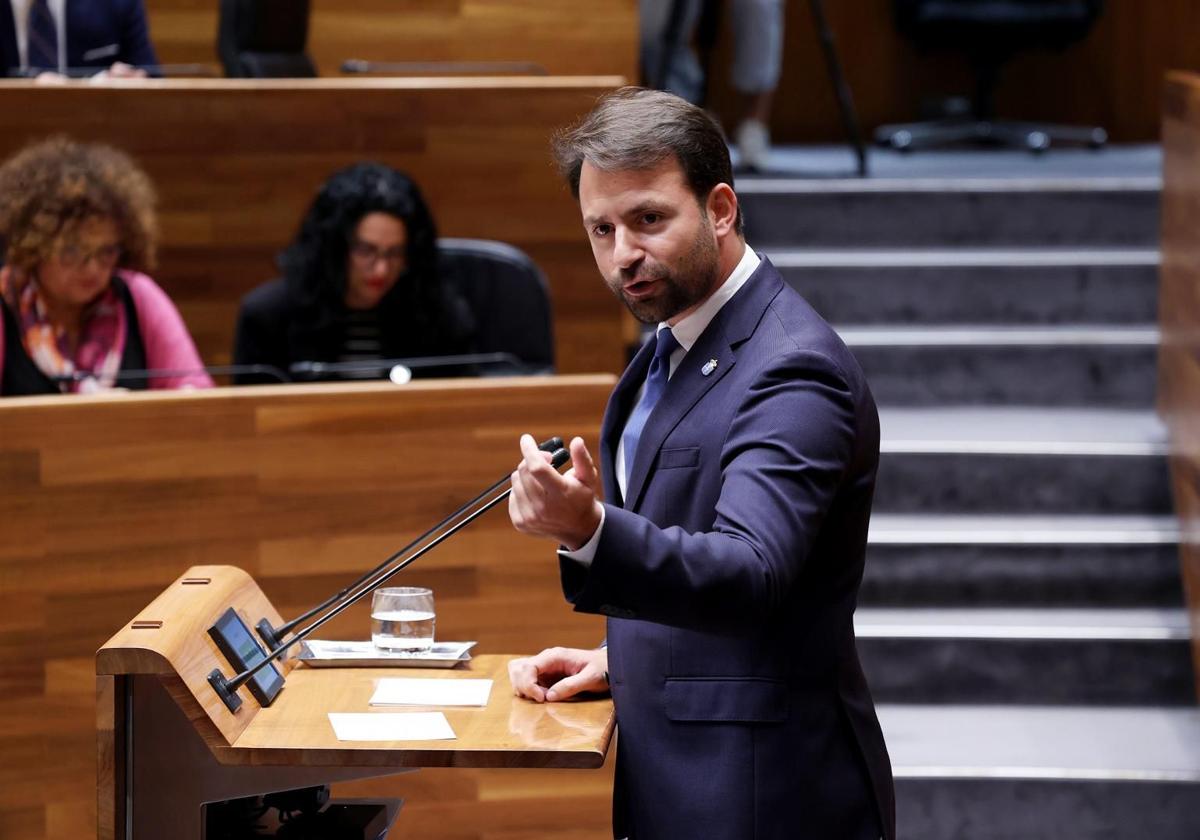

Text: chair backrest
xmin=437 ymin=238 xmax=555 ymax=373
xmin=217 ymin=0 xmax=317 ymax=78
xmin=895 ymin=0 xmax=1104 ymax=52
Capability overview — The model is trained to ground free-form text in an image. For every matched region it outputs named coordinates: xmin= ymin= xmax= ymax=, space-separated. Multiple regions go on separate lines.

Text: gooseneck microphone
xmin=254 ymin=435 xmax=565 ymax=650
xmin=340 ymin=59 xmax=547 ymax=76
xmin=288 ymin=353 xmax=528 ymax=381
xmin=54 ymin=363 xmax=290 ymax=386
xmin=208 ymin=440 xmax=572 ymax=713
xmin=8 ymin=63 xmax=220 ymax=78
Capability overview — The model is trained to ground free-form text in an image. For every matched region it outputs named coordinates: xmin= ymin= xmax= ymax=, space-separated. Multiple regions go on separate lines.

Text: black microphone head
xmin=538 ymin=436 xmax=564 ymax=453
xmin=550 ymin=448 xmax=570 ymax=469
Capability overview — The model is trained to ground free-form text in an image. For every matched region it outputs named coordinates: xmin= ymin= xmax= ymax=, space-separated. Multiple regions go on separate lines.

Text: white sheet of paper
xmin=369 ymin=677 xmax=493 ymax=707
xmin=328 ymin=712 xmax=456 ymax=741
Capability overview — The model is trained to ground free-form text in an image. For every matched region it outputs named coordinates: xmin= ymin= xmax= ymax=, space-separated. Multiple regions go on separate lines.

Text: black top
xmin=336 ymin=308 xmax=384 ymax=378
xmin=1 ymin=276 xmax=148 ymax=396
xmin=232 ymin=276 xmax=476 ymax=384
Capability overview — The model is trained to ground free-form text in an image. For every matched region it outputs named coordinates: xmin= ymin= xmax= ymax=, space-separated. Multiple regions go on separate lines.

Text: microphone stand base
xmin=208 ymin=668 xmax=244 ymax=713
xmin=256 ymin=618 xmax=285 ymax=651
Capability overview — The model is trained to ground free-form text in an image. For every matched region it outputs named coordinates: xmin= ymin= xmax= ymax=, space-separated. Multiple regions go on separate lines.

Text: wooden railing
xmin=1158 ymin=71 xmax=1200 ymax=699
xmin=0 ymin=377 xmax=616 ymax=840
xmin=145 ymin=0 xmax=637 ymax=80
xmin=0 ymin=77 xmax=627 ymax=376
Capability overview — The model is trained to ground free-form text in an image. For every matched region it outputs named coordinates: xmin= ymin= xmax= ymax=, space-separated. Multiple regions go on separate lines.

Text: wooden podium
xmin=96 ymin=566 xmax=616 ymax=839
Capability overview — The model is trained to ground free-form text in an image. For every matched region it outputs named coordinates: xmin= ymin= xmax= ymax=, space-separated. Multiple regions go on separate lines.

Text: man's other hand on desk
xmin=509 ymin=647 xmax=609 ymax=703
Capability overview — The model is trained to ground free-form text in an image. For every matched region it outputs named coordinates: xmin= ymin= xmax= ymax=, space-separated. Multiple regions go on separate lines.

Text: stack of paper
xmin=369 ymin=677 xmax=493 ymax=707
xmin=328 ymin=712 xmax=456 ymax=741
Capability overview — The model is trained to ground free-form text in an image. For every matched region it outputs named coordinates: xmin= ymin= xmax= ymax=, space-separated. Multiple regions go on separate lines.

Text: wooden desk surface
xmin=230 ymin=655 xmax=613 ymax=769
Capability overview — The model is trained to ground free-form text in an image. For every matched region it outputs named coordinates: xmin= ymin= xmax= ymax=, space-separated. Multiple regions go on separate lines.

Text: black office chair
xmin=437 ymin=238 xmax=555 ymax=374
xmin=876 ymin=0 xmax=1108 ymax=152
xmin=217 ymin=0 xmax=317 ymax=78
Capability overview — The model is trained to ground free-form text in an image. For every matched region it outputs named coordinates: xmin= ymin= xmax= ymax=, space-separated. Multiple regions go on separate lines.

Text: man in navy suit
xmin=508 ymin=87 xmax=895 ymax=840
xmin=0 ymin=0 xmax=157 ymax=77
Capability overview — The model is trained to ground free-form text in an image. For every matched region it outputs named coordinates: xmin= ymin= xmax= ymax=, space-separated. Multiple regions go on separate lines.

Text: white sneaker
xmin=735 ymin=119 xmax=770 ymax=171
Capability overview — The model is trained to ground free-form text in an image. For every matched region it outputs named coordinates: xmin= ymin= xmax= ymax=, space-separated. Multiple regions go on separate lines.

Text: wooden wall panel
xmin=0 ymin=377 xmax=617 ymax=840
xmin=702 ymin=0 xmax=1200 ymax=144
xmin=0 ymin=78 xmax=626 ymax=376
xmin=145 ymin=0 xmax=638 ymax=80
xmin=1157 ymin=71 xmax=1200 ymax=699
xmin=147 ymin=0 xmax=1199 ymax=142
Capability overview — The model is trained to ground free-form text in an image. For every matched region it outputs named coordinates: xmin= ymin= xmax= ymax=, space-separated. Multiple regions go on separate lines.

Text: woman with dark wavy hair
xmin=233 ymin=162 xmax=475 ymax=383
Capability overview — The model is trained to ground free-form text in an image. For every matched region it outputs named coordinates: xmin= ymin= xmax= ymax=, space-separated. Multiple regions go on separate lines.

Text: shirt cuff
xmin=557 ymin=504 xmax=606 ymax=568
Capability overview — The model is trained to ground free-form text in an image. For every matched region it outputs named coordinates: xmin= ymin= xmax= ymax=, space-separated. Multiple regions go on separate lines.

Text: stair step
xmin=875 ymin=409 xmax=1171 ymax=514
xmin=774 ymin=248 xmax=1159 ymax=325
xmin=740 ymin=176 xmax=1159 ymax=248
xmin=863 ymin=514 xmax=1183 ymax=607
xmin=842 ymin=325 xmax=1158 ymax=407
xmin=856 ymin=608 xmax=1195 ymax=705
xmin=887 ymin=705 xmax=1200 ymax=840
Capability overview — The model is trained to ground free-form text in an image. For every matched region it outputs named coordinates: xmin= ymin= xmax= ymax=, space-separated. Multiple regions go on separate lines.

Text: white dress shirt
xmin=563 ymin=243 xmax=762 ymax=565
xmin=11 ymin=0 xmax=67 ymax=72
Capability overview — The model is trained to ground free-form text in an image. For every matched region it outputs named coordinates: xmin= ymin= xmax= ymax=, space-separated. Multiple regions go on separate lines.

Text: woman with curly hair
xmin=233 ymin=162 xmax=475 ymax=383
xmin=0 ymin=136 xmax=211 ymax=395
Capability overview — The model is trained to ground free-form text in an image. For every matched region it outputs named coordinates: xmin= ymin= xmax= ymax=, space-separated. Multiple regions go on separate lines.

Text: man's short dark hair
xmin=551 ymin=87 xmax=743 ymax=234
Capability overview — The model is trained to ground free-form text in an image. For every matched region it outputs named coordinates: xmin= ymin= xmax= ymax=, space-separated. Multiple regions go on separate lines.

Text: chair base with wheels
xmin=879 ymin=0 xmax=1108 ymax=153
xmin=876 ymin=116 xmax=1107 ymax=152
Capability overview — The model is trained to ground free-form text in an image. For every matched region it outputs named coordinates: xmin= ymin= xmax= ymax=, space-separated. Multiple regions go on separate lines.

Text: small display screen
xmin=208 ymin=607 xmax=285 ymax=707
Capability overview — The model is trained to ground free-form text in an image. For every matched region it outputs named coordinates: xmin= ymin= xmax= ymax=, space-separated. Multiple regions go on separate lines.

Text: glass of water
xmin=371 ymin=586 xmax=436 ymax=651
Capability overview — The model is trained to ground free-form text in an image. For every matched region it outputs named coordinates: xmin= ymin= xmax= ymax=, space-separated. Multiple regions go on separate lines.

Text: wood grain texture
xmin=0 ymin=377 xmax=617 ymax=840
xmin=146 ymin=0 xmax=1198 ymax=141
xmin=0 ymin=78 xmax=626 ymax=377
xmin=234 ymin=656 xmax=613 ymax=768
xmin=700 ymin=0 xmax=1200 ymax=143
xmin=97 ymin=566 xmax=614 ymax=769
xmin=145 ymin=0 xmax=637 ymax=80
xmin=1158 ymin=71 xmax=1200 ymax=700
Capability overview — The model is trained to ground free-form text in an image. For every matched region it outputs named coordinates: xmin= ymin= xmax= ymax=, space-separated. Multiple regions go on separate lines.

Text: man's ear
xmin=707 ymin=183 xmax=738 ymax=238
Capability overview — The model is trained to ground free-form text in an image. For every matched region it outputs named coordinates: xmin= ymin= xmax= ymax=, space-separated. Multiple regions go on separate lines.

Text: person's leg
xmin=640 ymin=0 xmax=705 ymax=104
xmin=730 ymin=0 xmax=783 ymax=169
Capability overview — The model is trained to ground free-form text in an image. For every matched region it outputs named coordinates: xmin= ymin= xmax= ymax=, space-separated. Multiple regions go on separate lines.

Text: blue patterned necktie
xmin=622 ymin=328 xmax=681 ymax=491
xmin=26 ymin=0 xmax=59 ymax=73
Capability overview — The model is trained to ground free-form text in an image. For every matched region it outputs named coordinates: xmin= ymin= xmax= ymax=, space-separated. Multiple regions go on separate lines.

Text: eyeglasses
xmin=349 ymin=240 xmax=406 ymax=268
xmin=56 ymin=242 xmax=121 ymax=269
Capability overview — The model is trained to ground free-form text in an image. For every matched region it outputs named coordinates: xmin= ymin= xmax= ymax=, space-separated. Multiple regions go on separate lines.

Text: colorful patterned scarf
xmin=0 ymin=268 xmax=126 ymax=393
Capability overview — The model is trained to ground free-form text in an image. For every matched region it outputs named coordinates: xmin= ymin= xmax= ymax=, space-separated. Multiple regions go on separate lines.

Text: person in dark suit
xmin=0 ymin=0 xmax=158 ymax=77
xmin=507 ymin=87 xmax=895 ymax=840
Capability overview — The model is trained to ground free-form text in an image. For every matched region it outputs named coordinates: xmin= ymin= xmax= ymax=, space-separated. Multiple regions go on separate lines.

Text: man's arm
xmin=514 ymin=349 xmax=861 ymax=633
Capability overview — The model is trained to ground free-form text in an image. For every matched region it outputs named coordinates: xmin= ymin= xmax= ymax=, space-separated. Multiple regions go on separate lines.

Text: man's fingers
xmin=545 ymin=666 xmax=606 ymax=702
xmin=508 ymin=470 xmax=542 ymax=533
xmin=568 ymin=437 xmax=598 ymax=489
xmin=507 ymin=657 xmax=547 ymax=702
xmin=519 ymin=433 xmax=553 ymax=467
xmin=519 ymin=433 xmax=563 ymax=487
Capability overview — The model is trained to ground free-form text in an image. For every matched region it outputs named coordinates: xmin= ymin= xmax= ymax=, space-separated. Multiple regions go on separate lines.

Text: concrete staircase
xmin=740 ymin=153 xmax=1199 ymax=839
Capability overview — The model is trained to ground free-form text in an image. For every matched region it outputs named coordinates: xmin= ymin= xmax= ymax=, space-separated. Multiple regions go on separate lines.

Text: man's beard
xmin=608 ymin=223 xmax=720 ymax=325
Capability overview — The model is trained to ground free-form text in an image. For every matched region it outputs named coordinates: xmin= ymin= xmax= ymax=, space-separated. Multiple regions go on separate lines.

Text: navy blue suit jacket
xmin=0 ymin=0 xmax=157 ymax=75
xmin=561 ymin=258 xmax=895 ymax=840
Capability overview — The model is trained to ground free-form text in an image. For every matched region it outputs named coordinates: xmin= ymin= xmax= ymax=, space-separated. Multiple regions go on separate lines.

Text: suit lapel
xmin=624 ymin=325 xmax=734 ymax=510
xmin=623 ymin=258 xmax=786 ymax=511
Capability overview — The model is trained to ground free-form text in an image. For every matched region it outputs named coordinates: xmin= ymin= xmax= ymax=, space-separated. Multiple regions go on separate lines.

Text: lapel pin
xmin=701 ymin=358 xmax=718 ymax=376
